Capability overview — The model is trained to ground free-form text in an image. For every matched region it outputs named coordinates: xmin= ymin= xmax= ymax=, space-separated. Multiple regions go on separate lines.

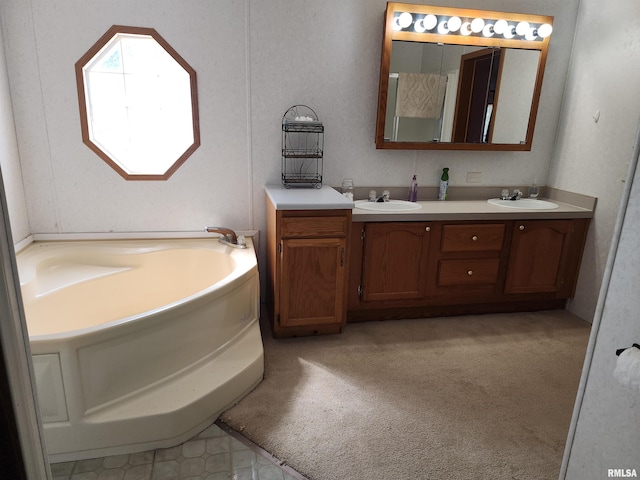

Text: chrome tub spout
xmin=205 ymin=227 xmax=247 ymax=248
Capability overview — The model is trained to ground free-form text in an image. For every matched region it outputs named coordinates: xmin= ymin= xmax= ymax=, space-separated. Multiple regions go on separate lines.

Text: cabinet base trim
xmin=347 ymin=299 xmax=566 ymax=323
xmin=272 ymin=324 xmax=343 ymax=338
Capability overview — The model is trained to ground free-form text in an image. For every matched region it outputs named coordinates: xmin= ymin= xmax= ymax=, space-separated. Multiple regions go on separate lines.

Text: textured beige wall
xmin=562 ymin=130 xmax=640 ymax=480
xmin=548 ymin=0 xmax=640 ymax=322
xmin=0 ymin=30 xmax=29 ymax=242
xmin=0 ymin=0 xmax=579 ymax=236
xmin=557 ymin=0 xmax=640 ymax=475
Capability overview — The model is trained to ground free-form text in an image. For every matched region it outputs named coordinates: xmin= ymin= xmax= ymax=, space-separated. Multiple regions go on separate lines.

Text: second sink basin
xmin=355 ymin=199 xmax=422 ymax=211
xmin=488 ymin=198 xmax=559 ymax=210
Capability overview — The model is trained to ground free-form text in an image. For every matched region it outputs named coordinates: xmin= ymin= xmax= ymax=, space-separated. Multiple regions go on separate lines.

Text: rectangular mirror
xmin=375 ymin=3 xmax=553 ymax=151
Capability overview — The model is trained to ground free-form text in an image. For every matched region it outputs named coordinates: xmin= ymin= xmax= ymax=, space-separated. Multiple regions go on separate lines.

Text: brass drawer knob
xmin=472 ymin=235 xmax=478 ymax=241
xmin=467 ymin=270 xmax=473 ymax=276
xmin=519 ymin=225 xmax=525 ymax=231
xmin=425 ymin=226 xmax=431 ymax=232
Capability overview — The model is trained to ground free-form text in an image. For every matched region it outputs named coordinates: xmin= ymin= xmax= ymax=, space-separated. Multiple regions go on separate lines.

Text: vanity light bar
xmin=392 ymin=12 xmax=553 ymax=41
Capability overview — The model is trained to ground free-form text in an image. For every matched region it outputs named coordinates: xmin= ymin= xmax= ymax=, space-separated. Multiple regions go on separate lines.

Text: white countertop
xmin=265 ymin=184 xmax=354 ymax=210
xmin=265 ymin=184 xmax=594 ymax=221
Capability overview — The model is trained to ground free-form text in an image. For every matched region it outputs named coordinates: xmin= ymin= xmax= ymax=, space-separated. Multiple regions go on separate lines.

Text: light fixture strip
xmin=392 ymin=11 xmax=552 ymax=41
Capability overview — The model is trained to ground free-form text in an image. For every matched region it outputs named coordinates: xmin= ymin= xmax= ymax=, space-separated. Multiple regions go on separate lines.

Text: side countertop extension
xmin=265 ymin=184 xmax=355 ymax=210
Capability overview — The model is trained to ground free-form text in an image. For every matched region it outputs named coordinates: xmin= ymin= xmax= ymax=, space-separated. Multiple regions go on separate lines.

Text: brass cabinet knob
xmin=467 ymin=270 xmax=473 ymax=276
xmin=519 ymin=225 xmax=525 ymax=231
xmin=425 ymin=226 xmax=431 ymax=232
xmin=472 ymin=235 xmax=478 ymax=241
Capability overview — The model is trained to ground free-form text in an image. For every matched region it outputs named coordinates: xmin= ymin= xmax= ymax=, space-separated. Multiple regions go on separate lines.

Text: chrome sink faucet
xmin=510 ymin=189 xmax=523 ymax=200
xmin=205 ymin=227 xmax=247 ymax=248
xmin=368 ymin=190 xmax=391 ymax=202
xmin=500 ymin=189 xmax=522 ymax=201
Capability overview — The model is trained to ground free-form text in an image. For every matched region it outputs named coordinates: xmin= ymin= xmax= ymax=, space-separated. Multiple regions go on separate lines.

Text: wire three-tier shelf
xmin=282 ymin=105 xmax=323 ymax=188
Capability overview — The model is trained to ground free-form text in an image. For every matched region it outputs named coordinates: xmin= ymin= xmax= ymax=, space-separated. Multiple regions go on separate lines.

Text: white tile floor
xmin=50 ymin=421 xmax=307 ymax=480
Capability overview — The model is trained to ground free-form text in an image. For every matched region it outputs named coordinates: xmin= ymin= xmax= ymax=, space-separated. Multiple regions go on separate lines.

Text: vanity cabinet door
xmin=279 ymin=237 xmax=347 ymax=328
xmin=504 ymin=219 xmax=587 ymax=296
xmin=360 ymin=222 xmax=433 ymax=302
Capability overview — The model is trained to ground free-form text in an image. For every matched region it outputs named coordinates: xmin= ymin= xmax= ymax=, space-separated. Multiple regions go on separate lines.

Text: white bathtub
xmin=17 ymin=237 xmax=263 ymax=462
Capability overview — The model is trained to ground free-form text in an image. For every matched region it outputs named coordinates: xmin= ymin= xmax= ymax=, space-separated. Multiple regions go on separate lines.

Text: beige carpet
xmin=221 ymin=310 xmax=590 ymax=480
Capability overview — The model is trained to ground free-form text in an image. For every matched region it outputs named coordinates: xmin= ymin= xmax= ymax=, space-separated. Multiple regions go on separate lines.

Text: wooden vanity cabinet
xmin=348 ymin=218 xmax=590 ymax=321
xmin=266 ymin=199 xmax=351 ymax=337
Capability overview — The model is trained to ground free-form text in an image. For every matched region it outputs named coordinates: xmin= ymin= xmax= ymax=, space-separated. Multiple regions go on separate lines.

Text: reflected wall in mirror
xmin=376 ymin=3 xmax=553 ymax=151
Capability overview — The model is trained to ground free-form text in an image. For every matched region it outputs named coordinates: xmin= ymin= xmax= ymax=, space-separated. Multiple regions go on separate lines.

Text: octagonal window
xmin=75 ymin=25 xmax=200 ymax=180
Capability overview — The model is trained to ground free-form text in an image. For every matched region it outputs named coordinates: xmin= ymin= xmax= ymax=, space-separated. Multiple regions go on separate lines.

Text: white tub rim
xmin=18 ymin=236 xmax=258 ymax=343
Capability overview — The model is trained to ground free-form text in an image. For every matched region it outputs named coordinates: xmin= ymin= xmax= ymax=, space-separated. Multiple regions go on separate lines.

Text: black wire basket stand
xmin=282 ymin=105 xmax=323 ymax=188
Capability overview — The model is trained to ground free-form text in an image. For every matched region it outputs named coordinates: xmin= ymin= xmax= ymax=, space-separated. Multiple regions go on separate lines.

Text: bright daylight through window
xmin=75 ymin=26 xmax=199 ymax=180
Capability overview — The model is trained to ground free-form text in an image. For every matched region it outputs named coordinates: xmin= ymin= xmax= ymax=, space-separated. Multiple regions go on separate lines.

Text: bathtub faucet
xmin=205 ymin=227 xmax=247 ymax=248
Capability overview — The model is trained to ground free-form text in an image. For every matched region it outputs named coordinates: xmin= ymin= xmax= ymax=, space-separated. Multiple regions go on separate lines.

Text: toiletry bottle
xmin=408 ymin=175 xmax=418 ymax=202
xmin=341 ymin=178 xmax=354 ymax=200
xmin=438 ymin=168 xmax=449 ymax=200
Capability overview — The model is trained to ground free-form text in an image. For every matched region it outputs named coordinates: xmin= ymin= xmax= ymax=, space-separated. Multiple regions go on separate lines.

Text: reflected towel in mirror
xmin=395 ymin=72 xmax=447 ymax=119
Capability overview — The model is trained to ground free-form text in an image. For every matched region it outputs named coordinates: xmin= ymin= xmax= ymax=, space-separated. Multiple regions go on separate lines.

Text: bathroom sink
xmin=487 ymin=198 xmax=559 ymax=210
xmin=355 ymin=199 xmax=422 ymax=212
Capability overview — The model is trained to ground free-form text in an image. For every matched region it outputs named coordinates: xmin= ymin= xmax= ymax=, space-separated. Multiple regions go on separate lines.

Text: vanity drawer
xmin=441 ymin=224 xmax=505 ymax=253
xmin=280 ymin=215 xmax=349 ymax=238
xmin=437 ymin=258 xmax=500 ymax=286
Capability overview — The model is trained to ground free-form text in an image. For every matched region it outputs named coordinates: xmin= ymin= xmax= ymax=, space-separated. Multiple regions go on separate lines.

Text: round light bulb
xmin=392 ymin=17 xmax=402 ymax=31
xmin=482 ymin=24 xmax=495 ymax=37
xmin=471 ymin=18 xmax=485 ymax=33
xmin=437 ymin=20 xmax=449 ymax=35
xmin=516 ymin=21 xmax=530 ymax=36
xmin=398 ymin=12 xmax=413 ymax=29
xmin=424 ymin=14 xmax=437 ymax=30
xmin=502 ymin=25 xmax=515 ymax=39
xmin=493 ymin=19 xmax=508 ymax=34
xmin=447 ymin=16 xmax=462 ymax=32
xmin=414 ymin=18 xmax=426 ymax=33
xmin=525 ymin=27 xmax=537 ymax=41
xmin=537 ymin=23 xmax=553 ymax=38
xmin=460 ymin=22 xmax=472 ymax=36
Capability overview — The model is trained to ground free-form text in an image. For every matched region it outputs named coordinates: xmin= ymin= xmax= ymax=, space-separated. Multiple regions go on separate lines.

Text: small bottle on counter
xmin=407 ymin=175 xmax=418 ymax=202
xmin=341 ymin=178 xmax=354 ymax=200
xmin=438 ymin=168 xmax=449 ymax=200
